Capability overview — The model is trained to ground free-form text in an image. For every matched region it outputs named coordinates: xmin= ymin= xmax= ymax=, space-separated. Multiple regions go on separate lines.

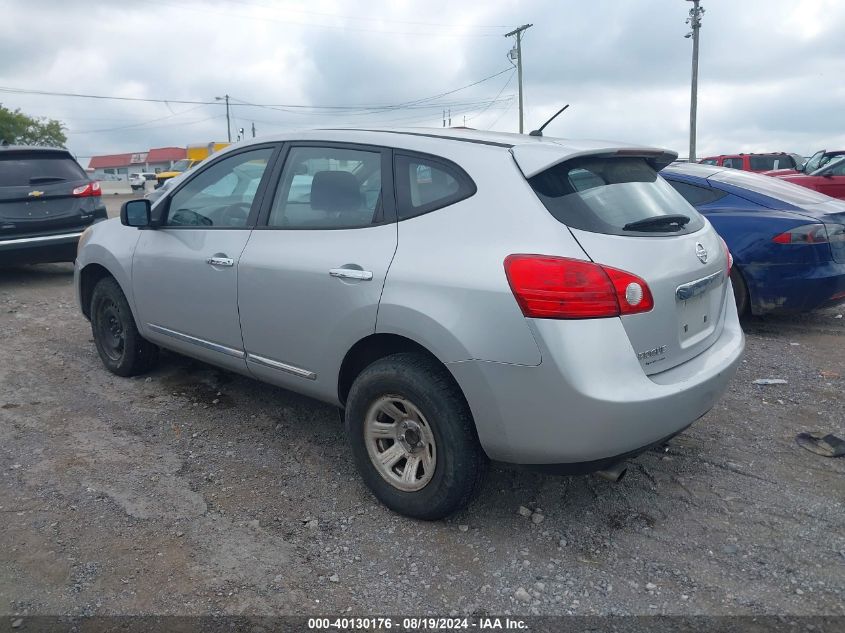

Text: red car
xmin=699 ymin=152 xmax=800 ymax=173
xmin=775 ymin=156 xmax=845 ymax=200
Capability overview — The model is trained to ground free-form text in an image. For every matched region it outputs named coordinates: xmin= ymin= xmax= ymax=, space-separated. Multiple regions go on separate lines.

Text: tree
xmin=0 ymin=104 xmax=67 ymax=148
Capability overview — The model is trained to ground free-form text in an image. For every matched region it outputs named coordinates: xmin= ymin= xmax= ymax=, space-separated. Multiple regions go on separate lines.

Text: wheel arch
xmin=730 ymin=263 xmax=752 ymax=316
xmin=79 ymin=261 xmax=134 ymax=322
xmin=337 ymin=333 xmax=466 ymax=409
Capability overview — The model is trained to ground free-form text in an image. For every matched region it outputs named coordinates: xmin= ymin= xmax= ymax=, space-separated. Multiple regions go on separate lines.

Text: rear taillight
xmin=772 ymin=224 xmax=828 ymax=244
xmin=719 ymin=236 xmax=733 ymax=274
xmin=503 ymin=254 xmax=654 ymax=319
xmin=72 ymin=181 xmax=101 ymax=197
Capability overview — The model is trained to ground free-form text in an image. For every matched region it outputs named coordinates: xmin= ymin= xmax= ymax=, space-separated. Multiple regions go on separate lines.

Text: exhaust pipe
xmin=594 ymin=461 xmax=627 ymax=482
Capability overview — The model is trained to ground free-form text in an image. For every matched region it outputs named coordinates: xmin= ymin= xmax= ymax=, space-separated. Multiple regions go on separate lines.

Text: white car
xmin=129 ymin=172 xmax=156 ymax=192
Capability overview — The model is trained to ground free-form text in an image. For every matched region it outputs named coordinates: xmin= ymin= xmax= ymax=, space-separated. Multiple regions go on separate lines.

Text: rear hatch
xmin=0 ymin=149 xmax=98 ymax=238
xmin=515 ymin=145 xmax=729 ymax=375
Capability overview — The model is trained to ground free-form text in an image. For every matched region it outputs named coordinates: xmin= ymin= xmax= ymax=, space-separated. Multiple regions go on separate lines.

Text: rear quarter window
xmin=0 ymin=151 xmax=87 ymax=187
xmin=529 ymin=157 xmax=705 ymax=236
xmin=666 ymin=179 xmax=728 ymax=206
xmin=394 ymin=153 xmax=476 ymax=220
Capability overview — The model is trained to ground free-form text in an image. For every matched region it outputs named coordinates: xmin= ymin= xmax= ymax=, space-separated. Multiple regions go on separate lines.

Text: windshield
xmin=529 ymin=157 xmax=704 ymax=236
xmin=749 ymin=155 xmax=795 ymax=171
xmin=710 ymin=168 xmax=834 ymax=206
xmin=170 ymin=159 xmax=191 ymax=171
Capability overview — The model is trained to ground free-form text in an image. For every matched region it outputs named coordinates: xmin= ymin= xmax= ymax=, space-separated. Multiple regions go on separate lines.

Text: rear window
xmin=0 ymin=151 xmax=87 ymax=187
xmin=749 ymin=155 xmax=796 ymax=171
xmin=529 ymin=157 xmax=704 ymax=236
xmin=709 ymin=168 xmax=833 ymax=206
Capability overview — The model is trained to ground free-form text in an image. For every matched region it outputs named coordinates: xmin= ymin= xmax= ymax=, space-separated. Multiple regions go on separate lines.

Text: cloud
xmin=0 ymin=0 xmax=842 ymax=161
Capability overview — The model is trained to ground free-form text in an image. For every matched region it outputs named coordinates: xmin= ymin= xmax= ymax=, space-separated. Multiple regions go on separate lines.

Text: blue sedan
xmin=662 ymin=163 xmax=845 ymax=316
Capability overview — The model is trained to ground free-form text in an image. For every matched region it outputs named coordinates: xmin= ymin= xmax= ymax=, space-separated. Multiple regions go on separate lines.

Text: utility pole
xmin=685 ymin=1 xmax=704 ymax=162
xmin=505 ymin=23 xmax=532 ymax=134
xmin=215 ymin=94 xmax=232 ymax=142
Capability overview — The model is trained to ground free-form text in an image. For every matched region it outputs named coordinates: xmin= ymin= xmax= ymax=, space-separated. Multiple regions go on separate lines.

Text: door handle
xmin=206 ymin=256 xmax=234 ymax=267
xmin=329 ymin=268 xmax=373 ymax=281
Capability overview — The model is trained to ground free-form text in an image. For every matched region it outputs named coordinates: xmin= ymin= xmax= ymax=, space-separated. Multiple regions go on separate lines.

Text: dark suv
xmin=0 ymin=145 xmax=107 ymax=265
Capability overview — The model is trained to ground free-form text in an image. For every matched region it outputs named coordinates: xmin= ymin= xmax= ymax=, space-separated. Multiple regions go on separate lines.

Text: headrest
xmin=311 ymin=171 xmax=360 ymax=211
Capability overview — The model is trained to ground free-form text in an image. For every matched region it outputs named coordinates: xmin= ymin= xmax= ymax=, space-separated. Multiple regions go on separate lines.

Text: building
xmin=88 ymin=147 xmax=186 ymax=180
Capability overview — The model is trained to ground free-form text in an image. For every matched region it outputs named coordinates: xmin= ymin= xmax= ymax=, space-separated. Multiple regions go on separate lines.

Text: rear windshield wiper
xmin=29 ymin=176 xmax=66 ymax=184
xmin=623 ymin=214 xmax=690 ymax=232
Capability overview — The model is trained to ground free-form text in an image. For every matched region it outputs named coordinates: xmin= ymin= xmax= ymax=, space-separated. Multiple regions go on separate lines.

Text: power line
xmin=226 ymin=68 xmax=514 ymax=115
xmin=466 ymin=70 xmax=516 ymax=123
xmin=67 ymin=115 xmax=225 ymax=136
xmin=0 ymin=69 xmax=513 ymax=113
xmin=0 ymin=87 xmax=216 ymax=105
xmin=69 ymin=104 xmax=208 ymax=133
xmin=487 ymin=98 xmax=516 ymax=130
xmin=144 ymin=0 xmax=503 ymax=38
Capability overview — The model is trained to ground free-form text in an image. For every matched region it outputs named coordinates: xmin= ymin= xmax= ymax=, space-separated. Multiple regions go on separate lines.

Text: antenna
xmin=528 ymin=104 xmax=570 ymax=137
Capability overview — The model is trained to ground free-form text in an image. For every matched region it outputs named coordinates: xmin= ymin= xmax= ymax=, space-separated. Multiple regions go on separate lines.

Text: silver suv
xmin=75 ymin=128 xmax=744 ymax=519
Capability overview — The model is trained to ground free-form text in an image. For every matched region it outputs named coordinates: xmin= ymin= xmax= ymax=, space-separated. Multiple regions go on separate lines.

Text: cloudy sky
xmin=1 ymin=0 xmax=843 ymax=164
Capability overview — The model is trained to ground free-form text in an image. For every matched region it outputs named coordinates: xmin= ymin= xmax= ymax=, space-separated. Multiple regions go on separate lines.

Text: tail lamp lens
xmin=504 ymin=255 xmax=654 ymax=319
xmin=72 ymin=181 xmax=102 ymax=197
xmin=772 ymin=224 xmax=829 ymax=244
xmin=719 ymin=236 xmax=733 ymax=274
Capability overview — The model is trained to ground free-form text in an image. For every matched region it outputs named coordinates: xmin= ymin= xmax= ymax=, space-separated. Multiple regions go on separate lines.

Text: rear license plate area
xmin=679 ymin=294 xmax=712 ymax=340
xmin=676 ymin=270 xmax=723 ymax=343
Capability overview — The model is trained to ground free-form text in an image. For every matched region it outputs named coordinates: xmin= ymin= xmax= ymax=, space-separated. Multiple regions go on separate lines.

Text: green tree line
xmin=0 ymin=104 xmax=67 ymax=147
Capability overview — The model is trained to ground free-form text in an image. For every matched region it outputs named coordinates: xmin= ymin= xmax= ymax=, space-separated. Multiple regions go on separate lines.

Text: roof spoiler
xmin=511 ymin=145 xmax=679 ymax=179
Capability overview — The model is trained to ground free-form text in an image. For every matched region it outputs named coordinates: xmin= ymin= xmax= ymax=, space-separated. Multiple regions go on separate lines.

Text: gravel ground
xmin=1 ymin=261 xmax=843 ymax=619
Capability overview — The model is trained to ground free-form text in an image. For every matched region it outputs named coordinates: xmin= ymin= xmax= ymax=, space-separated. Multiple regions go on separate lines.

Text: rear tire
xmin=90 ymin=277 xmax=159 ymax=376
xmin=345 ymin=353 xmax=487 ymax=520
xmin=730 ymin=268 xmax=749 ymax=317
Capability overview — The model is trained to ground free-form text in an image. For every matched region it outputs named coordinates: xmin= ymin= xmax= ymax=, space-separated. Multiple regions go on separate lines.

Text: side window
xmin=700 ymin=159 xmax=717 ymax=166
xmin=818 ymin=154 xmax=843 ymax=170
xmin=666 ymin=180 xmax=727 ymax=206
xmin=722 ymin=158 xmax=742 ymax=169
xmin=394 ymin=154 xmax=475 ymax=220
xmin=805 ymin=151 xmax=824 ymax=173
xmin=166 ymin=148 xmax=273 ymax=228
xmin=268 ymin=146 xmax=383 ymax=229
xmin=826 ymin=159 xmax=845 ymax=176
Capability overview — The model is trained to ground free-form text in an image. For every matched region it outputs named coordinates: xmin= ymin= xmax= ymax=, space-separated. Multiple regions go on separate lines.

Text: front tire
xmin=90 ymin=277 xmax=158 ymax=376
xmin=345 ymin=353 xmax=487 ymax=520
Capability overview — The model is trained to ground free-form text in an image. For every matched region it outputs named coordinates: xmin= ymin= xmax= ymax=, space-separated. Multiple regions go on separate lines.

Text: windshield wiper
xmin=29 ymin=176 xmax=66 ymax=184
xmin=623 ymin=214 xmax=691 ymax=232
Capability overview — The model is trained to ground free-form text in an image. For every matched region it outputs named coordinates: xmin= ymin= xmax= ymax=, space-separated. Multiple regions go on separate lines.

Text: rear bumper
xmin=744 ymin=261 xmax=845 ymax=314
xmin=448 ymin=297 xmax=744 ymax=466
xmin=0 ymin=230 xmax=85 ymax=265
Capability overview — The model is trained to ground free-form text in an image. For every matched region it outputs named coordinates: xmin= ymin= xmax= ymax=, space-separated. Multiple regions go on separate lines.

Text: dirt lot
xmin=1 ymin=252 xmax=843 ymax=619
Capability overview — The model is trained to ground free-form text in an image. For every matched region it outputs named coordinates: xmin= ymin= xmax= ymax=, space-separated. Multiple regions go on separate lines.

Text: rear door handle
xmin=329 ymin=268 xmax=373 ymax=281
xmin=206 ymin=256 xmax=234 ymax=267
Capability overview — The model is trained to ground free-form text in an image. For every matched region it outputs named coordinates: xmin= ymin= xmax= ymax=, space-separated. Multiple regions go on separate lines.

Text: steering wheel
xmin=219 ymin=202 xmax=251 ymax=227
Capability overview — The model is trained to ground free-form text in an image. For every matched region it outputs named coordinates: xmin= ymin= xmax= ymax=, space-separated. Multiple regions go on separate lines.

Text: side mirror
xmin=121 ymin=199 xmax=151 ymax=227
